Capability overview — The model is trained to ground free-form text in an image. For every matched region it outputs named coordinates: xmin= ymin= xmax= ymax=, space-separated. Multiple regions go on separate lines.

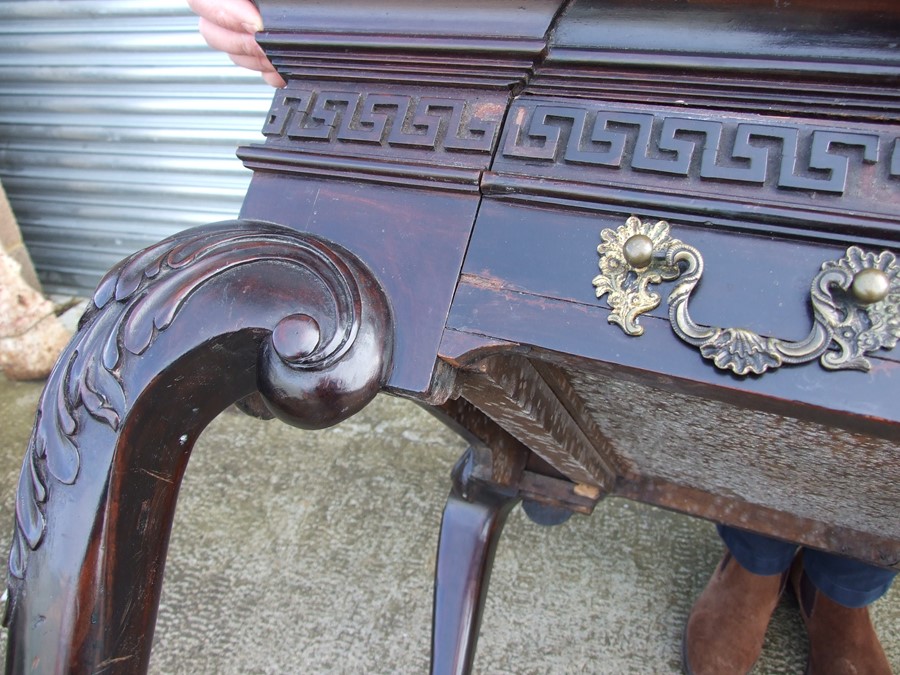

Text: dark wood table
xmin=5 ymin=1 xmax=899 ymax=672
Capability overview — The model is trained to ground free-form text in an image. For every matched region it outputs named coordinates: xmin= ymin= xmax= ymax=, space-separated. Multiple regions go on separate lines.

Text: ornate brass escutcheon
xmin=593 ymin=217 xmax=900 ymax=375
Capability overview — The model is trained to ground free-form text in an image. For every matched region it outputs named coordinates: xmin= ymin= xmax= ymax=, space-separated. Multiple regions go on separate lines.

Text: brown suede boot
xmin=682 ymin=551 xmax=789 ymax=675
xmin=791 ymin=558 xmax=893 ymax=675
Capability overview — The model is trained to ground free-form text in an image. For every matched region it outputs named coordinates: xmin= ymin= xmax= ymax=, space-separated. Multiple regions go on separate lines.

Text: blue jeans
xmin=718 ymin=525 xmax=896 ymax=609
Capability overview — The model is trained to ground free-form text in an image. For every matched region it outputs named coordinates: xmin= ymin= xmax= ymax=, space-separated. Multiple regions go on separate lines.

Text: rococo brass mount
xmin=593 ymin=217 xmax=900 ymax=376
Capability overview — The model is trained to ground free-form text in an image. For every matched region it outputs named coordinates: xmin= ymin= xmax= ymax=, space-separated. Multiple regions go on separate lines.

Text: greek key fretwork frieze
xmin=262 ymin=88 xmax=503 ymax=155
xmin=500 ymin=101 xmax=896 ymax=196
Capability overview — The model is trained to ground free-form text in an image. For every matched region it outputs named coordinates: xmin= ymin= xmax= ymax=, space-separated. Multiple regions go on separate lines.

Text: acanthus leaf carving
xmin=7 ymin=220 xmax=392 ymax=585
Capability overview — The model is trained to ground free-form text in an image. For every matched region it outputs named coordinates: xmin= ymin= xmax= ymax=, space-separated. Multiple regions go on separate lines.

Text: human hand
xmin=187 ymin=0 xmax=286 ymax=87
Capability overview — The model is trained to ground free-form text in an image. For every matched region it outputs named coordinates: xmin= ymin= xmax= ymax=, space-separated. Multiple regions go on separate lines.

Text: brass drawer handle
xmin=593 ymin=217 xmax=899 ymax=376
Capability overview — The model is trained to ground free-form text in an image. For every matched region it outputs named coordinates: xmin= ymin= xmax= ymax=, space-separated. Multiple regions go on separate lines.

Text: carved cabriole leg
xmin=4 ymin=220 xmax=392 ymax=674
xmin=431 ymin=448 xmax=519 ymax=675
xmin=428 ymin=397 xmax=604 ymax=675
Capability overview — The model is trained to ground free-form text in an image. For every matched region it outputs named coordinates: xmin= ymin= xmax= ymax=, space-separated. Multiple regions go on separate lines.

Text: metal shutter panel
xmin=0 ymin=0 xmax=272 ymax=294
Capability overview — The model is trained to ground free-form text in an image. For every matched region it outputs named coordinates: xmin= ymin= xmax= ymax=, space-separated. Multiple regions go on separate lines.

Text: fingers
xmin=199 ymin=17 xmax=264 ymax=61
xmin=262 ymin=71 xmax=287 ymax=88
xmin=228 ymin=51 xmax=269 ymax=72
xmin=187 ymin=0 xmax=262 ymax=34
xmin=188 ymin=0 xmax=286 ymax=88
xmin=228 ymin=54 xmax=286 ymax=87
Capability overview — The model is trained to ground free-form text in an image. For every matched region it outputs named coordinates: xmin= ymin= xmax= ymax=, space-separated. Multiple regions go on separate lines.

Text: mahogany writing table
xmin=4 ymin=1 xmax=899 ymax=672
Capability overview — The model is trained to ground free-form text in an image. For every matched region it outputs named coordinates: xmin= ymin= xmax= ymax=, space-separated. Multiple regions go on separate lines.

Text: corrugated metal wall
xmin=0 ymin=0 xmax=273 ymax=295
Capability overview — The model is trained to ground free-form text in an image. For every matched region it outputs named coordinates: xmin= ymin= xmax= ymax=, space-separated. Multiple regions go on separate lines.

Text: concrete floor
xmin=0 ymin=374 xmax=896 ymax=673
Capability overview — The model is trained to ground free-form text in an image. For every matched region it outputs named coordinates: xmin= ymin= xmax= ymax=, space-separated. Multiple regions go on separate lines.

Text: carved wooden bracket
xmin=4 ymin=220 xmax=393 ymax=673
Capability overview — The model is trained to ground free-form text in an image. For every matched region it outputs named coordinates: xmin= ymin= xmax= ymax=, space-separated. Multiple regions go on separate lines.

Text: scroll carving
xmin=594 ymin=218 xmax=899 ymax=376
xmin=9 ymin=220 xmax=392 ymax=579
xmin=4 ymin=220 xmax=393 ymax=673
